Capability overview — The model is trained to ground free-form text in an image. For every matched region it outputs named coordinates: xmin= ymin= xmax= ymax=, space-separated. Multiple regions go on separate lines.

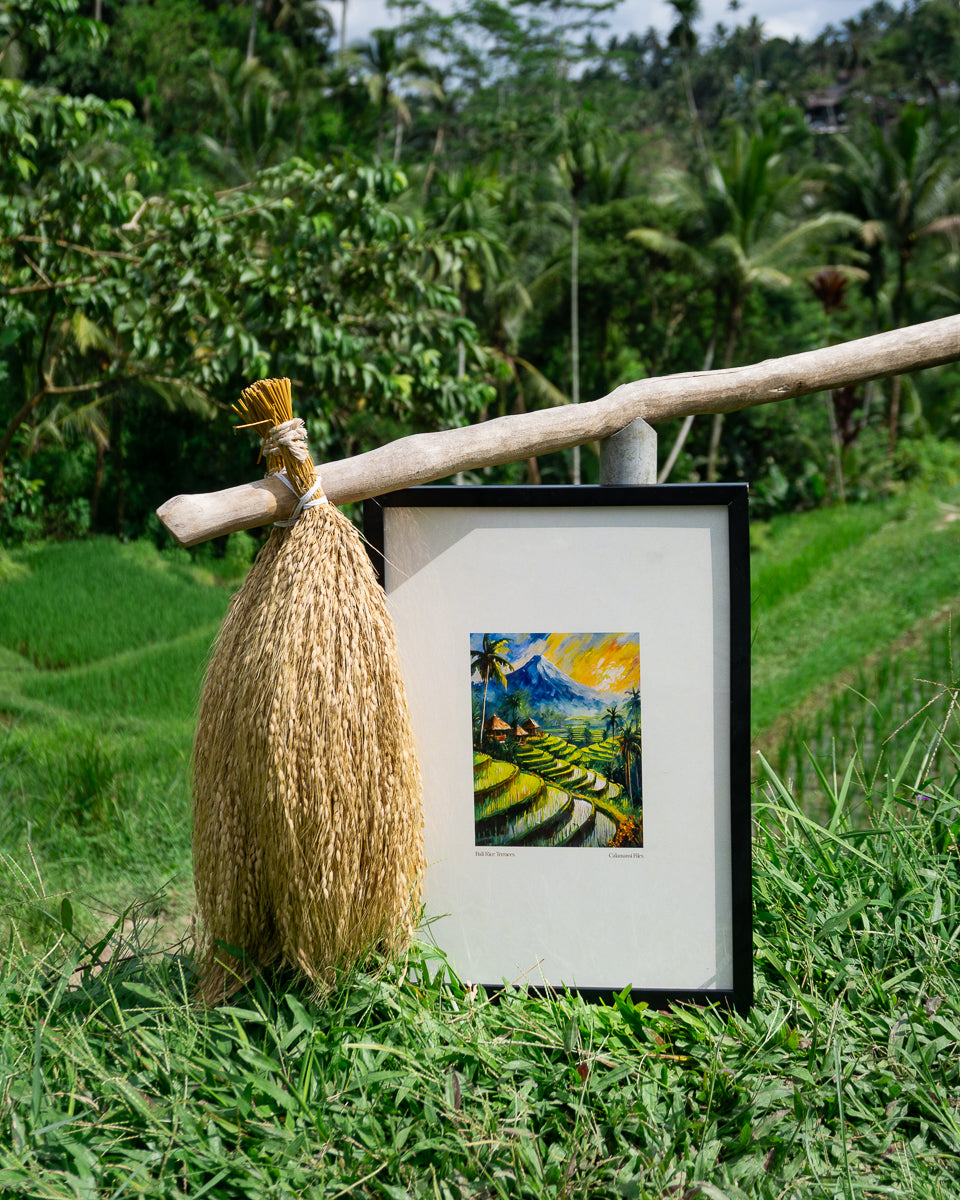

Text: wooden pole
xmin=599 ymin=418 xmax=657 ymax=486
xmin=158 ymin=315 xmax=960 ymax=546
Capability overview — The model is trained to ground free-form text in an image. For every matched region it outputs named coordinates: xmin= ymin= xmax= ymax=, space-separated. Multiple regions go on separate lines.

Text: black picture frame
xmin=364 ymin=485 xmax=752 ymax=1012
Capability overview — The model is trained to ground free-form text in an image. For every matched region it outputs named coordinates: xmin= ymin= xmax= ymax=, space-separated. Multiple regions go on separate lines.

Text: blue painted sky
xmin=471 ymin=632 xmax=640 ymax=694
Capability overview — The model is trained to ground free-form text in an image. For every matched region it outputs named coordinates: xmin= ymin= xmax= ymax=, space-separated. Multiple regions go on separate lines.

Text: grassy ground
xmin=0 ymin=537 xmax=241 ymax=937
xmin=751 ymin=485 xmax=960 ymax=810
xmin=751 ymin=485 xmax=960 ymax=735
xmin=1 ymin=503 xmax=959 ymax=1197
xmin=1 ymin=750 xmax=958 ymax=1198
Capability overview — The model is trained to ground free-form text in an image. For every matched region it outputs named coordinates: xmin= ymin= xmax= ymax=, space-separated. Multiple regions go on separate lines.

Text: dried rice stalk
xmin=192 ymin=378 xmax=423 ymax=1003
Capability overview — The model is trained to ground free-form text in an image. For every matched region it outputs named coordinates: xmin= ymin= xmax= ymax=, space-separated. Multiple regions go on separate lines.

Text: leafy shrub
xmin=892 ymin=434 xmax=960 ymax=490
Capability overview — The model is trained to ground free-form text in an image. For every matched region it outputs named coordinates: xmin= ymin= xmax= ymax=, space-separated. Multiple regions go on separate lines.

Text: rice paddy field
xmin=1 ymin=486 xmax=960 ymax=1198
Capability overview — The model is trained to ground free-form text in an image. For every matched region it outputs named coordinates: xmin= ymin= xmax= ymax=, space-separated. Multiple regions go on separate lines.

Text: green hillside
xmin=0 ymin=538 xmax=237 ymax=930
xmin=752 ymin=487 xmax=960 ymax=730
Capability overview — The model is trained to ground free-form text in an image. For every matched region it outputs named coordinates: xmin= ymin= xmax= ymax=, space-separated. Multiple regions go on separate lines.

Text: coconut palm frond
xmin=143 ymin=377 xmax=217 ymax=417
xmin=67 ymin=312 xmax=118 ymax=356
xmin=511 ymin=355 xmax=568 ymax=407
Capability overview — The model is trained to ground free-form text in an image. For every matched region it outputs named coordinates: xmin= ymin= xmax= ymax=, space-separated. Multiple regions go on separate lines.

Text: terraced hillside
xmin=0 ymin=538 xmax=239 ymax=928
xmin=473 ymin=741 xmax=636 ymax=848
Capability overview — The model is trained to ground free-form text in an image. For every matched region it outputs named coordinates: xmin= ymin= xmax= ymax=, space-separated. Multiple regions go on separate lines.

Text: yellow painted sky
xmin=539 ymin=632 xmax=639 ymax=695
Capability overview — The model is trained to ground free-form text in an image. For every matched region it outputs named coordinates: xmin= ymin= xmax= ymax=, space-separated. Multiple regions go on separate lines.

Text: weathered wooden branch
xmin=158 ymin=314 xmax=960 ymax=546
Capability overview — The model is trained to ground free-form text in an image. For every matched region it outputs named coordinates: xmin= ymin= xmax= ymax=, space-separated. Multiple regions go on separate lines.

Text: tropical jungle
xmin=2 ymin=0 xmax=960 ymax=1196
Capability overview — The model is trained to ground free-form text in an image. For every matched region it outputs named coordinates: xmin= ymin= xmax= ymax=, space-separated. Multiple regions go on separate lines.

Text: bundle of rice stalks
xmin=192 ymin=378 xmax=423 ymax=1003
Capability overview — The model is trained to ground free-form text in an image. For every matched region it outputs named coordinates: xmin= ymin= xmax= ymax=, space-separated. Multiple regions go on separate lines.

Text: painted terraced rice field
xmin=474 ymin=744 xmax=634 ymax=847
xmin=470 ymin=632 xmax=642 ymax=847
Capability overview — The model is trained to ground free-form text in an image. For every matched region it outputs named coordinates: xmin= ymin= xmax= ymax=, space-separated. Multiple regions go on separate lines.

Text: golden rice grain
xmin=191 ymin=379 xmax=423 ymax=1003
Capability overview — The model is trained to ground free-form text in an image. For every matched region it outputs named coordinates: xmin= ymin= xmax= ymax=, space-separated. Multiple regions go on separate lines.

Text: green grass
xmin=0 ymin=538 xmax=237 ymax=928
xmin=2 ymin=518 xmax=960 ymax=1196
xmin=1 ymin=748 xmax=958 ymax=1198
xmin=0 ymin=538 xmax=233 ymax=669
xmin=752 ymin=485 xmax=960 ymax=734
xmin=768 ymin=618 xmax=960 ymax=809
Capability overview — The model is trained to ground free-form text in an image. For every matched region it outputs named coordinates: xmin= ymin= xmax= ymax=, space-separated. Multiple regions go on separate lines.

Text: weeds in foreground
xmin=1 ymin=751 xmax=958 ymax=1199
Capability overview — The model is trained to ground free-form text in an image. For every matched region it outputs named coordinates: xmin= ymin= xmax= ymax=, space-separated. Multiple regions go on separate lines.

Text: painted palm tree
xmin=629 ymin=122 xmax=858 ymax=480
xmin=603 ymin=704 xmax=624 ymax=739
xmin=822 ymin=105 xmax=960 ymax=449
xmin=626 ymin=686 xmax=642 ymax=728
xmin=471 ymin=635 xmax=512 ymax=745
xmin=619 ymin=725 xmax=642 ymax=805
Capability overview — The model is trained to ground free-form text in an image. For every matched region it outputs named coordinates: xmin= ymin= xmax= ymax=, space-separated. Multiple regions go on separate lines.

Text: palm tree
xmin=823 ymin=105 xmax=960 ymax=449
xmin=202 ymin=52 xmax=290 ymax=184
xmin=353 ymin=29 xmax=435 ymax=162
xmin=424 ymin=168 xmax=510 ymax=379
xmin=246 ymin=0 xmax=334 ymax=61
xmin=666 ymin=0 xmax=707 ymax=162
xmin=471 ymin=635 xmax=512 ymax=744
xmin=629 ymin=122 xmax=858 ymax=480
xmin=544 ymin=109 xmax=633 ymax=483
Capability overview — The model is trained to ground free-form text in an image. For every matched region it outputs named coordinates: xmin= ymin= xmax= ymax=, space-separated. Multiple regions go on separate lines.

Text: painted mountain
xmin=475 ymin=653 xmax=619 ymax=716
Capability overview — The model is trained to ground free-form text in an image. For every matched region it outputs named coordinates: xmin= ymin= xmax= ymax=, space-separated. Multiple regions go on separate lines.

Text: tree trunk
xmin=706 ymin=298 xmax=742 ymax=483
xmin=658 ymin=331 xmax=716 ymax=482
xmin=90 ymin=437 xmax=107 ymax=528
xmin=376 ymin=110 xmax=385 ymax=159
xmin=888 ymin=248 xmax=910 ymax=452
xmin=0 ymin=387 xmax=46 ymax=493
xmin=421 ymin=122 xmax=446 ymax=199
xmin=681 ymin=61 xmax=707 ymax=163
xmin=512 ymin=382 xmax=541 ymax=485
xmin=246 ymin=0 xmax=258 ymax=60
xmin=113 ymin=395 xmax=126 ymax=537
xmin=570 ymin=199 xmax=580 ymax=485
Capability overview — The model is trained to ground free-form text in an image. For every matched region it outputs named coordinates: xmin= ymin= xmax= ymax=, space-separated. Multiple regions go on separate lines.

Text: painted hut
xmin=521 ymin=717 xmax=542 ymax=738
xmin=483 ymin=715 xmax=511 ymax=743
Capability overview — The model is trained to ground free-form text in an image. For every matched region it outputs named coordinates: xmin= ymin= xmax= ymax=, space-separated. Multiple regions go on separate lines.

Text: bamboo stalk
xmin=158 ymin=314 xmax=960 ymax=546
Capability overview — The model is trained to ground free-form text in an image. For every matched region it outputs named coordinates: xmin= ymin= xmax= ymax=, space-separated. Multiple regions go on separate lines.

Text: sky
xmin=339 ymin=0 xmax=875 ymax=50
xmin=471 ymin=632 xmax=640 ymax=694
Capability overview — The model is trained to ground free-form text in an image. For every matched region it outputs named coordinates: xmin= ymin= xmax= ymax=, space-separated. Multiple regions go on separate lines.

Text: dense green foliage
xmin=4 ymin=0 xmax=960 ymax=538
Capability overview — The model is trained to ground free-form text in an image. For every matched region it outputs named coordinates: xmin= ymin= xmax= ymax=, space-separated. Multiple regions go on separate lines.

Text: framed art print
xmin=364 ymin=485 xmax=752 ymax=1011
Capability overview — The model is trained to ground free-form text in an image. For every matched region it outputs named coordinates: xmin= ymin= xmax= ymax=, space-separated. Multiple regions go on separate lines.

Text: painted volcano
xmin=476 ymin=653 xmax=616 ymax=716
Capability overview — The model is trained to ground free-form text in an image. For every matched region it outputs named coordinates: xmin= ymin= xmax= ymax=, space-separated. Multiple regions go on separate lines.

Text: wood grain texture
xmin=157 ymin=314 xmax=960 ymax=546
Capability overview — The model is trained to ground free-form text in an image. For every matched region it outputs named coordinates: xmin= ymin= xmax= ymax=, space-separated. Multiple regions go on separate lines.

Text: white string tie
xmin=263 ymin=418 xmax=310 ymax=464
xmin=273 ymin=468 xmax=327 ymax=527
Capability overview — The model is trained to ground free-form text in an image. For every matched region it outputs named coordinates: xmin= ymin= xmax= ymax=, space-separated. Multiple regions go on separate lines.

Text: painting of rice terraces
xmin=471 ymin=633 xmax=642 ymax=849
